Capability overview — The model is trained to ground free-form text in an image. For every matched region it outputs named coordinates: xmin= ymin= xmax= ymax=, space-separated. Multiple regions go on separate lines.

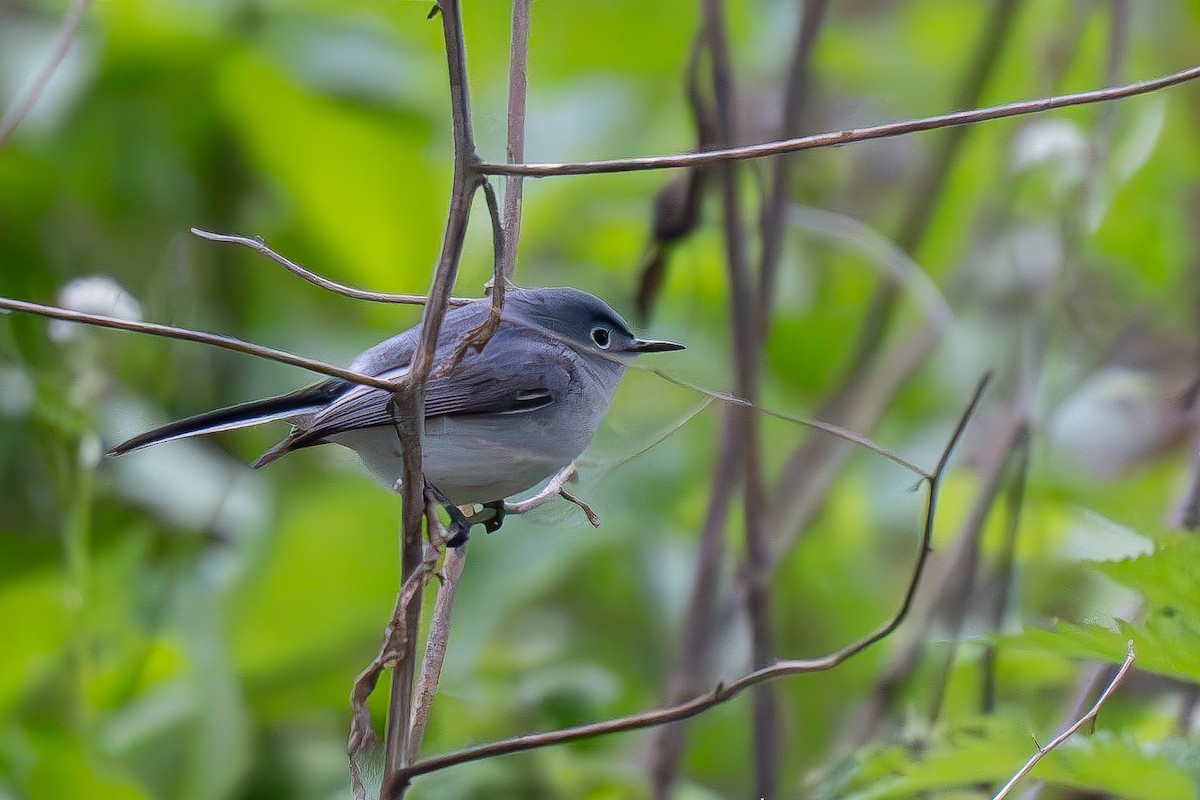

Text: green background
xmin=3 ymin=1 xmax=1200 ymax=798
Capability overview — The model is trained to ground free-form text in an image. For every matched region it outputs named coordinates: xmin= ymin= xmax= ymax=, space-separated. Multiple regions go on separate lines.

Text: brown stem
xmin=0 ymin=297 xmax=401 ymax=391
xmin=500 ymin=0 xmax=531 ymax=279
xmin=190 ymin=228 xmax=472 ymax=306
xmin=387 ymin=377 xmax=988 ymax=783
xmin=407 ymin=545 xmax=468 ymax=762
xmin=381 ymin=0 xmax=479 ymax=795
xmin=697 ymin=0 xmax=779 ymax=792
xmin=981 ymin=427 xmax=1031 ymax=713
xmin=475 ymin=64 xmax=1200 ymax=178
xmin=841 ymin=405 xmax=1029 ymax=747
xmin=648 ymin=415 xmax=741 ymax=798
xmin=0 ymin=0 xmax=92 ymax=147
xmin=756 ymin=0 xmax=832 ymax=332
xmin=991 ymin=642 xmax=1135 ymax=800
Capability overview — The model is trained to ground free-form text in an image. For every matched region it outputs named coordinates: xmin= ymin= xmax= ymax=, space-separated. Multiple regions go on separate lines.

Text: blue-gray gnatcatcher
xmin=107 ymin=287 xmax=684 ymax=545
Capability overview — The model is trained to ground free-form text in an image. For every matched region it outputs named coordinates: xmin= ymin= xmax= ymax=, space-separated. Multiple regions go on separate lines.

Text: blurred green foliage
xmin=4 ymin=1 xmax=1200 ymax=798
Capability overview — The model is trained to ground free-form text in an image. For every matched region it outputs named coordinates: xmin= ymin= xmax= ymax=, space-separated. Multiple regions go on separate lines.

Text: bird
xmin=107 ymin=287 xmax=684 ymax=545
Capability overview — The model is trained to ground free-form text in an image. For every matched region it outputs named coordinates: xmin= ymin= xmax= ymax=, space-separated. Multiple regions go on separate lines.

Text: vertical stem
xmin=649 ymin=416 xmax=740 ymax=798
xmin=407 ymin=545 xmax=468 ymax=762
xmin=699 ymin=0 xmax=778 ymax=795
xmin=383 ymin=0 xmax=478 ymax=791
xmin=500 ymin=0 xmax=531 ymax=280
xmin=65 ymin=437 xmax=96 ymax=730
xmin=980 ymin=427 xmax=1030 ymax=713
xmin=756 ymin=0 xmax=832 ymax=333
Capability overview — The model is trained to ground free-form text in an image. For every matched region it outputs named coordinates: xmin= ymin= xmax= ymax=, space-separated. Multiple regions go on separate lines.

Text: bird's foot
xmin=424 ymin=485 xmax=507 ymax=548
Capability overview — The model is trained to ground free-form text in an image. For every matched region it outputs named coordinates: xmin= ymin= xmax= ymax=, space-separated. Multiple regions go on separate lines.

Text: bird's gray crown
xmin=504 ymin=287 xmax=639 ymax=354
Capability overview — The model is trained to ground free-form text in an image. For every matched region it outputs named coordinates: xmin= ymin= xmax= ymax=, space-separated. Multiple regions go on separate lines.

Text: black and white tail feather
xmin=106 ymin=380 xmax=348 ymax=463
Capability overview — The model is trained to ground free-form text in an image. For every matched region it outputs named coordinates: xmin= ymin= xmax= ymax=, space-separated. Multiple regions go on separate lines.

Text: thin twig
xmin=407 ymin=545 xmax=468 ymax=763
xmin=190 ymin=229 xmax=472 ymax=306
xmin=476 ymin=64 xmax=1200 ymax=176
xmin=0 ymin=0 xmax=92 ymax=148
xmin=1018 ymin=597 xmax=1144 ymax=800
xmin=981 ymin=427 xmax=1031 ymax=713
xmin=637 ymin=366 xmax=928 ymax=477
xmin=0 ymin=297 xmax=401 ymax=391
xmin=387 ymin=376 xmax=988 ymax=782
xmin=990 ymin=641 xmax=1136 ymax=800
xmin=842 ymin=406 xmax=1029 ymax=746
xmin=928 ymin=420 xmax=1030 ymax=725
xmin=557 ymin=488 xmax=599 ymax=527
xmin=501 ymin=463 xmax=596 ymax=528
xmin=445 ymin=0 xmax=531 ymax=364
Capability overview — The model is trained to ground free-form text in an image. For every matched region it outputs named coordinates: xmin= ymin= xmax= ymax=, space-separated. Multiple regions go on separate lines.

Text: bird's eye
xmin=591 ymin=326 xmax=611 ymax=349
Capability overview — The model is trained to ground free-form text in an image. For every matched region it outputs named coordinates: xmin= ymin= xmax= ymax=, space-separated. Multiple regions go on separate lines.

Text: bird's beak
xmin=629 ymin=338 xmax=686 ymax=353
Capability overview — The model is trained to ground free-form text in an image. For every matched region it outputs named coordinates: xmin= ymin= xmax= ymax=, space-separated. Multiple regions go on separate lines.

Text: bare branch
xmin=440 ymin=0 xmax=531 ymax=365
xmin=349 ymin=562 xmax=439 ymax=800
xmin=389 ymin=375 xmax=989 ymax=782
xmin=382 ymin=0 xmax=480 ymax=793
xmin=696 ymin=0 xmax=779 ymax=791
xmin=0 ymin=0 xmax=91 ymax=148
xmin=649 ymin=414 xmax=740 ymax=797
xmin=0 ymin=296 xmax=401 ymax=391
xmin=500 ymin=0 xmax=531 ymax=279
xmin=990 ymin=641 xmax=1136 ymax=800
xmin=437 ymin=179 xmax=505 ymax=373
xmin=190 ymin=228 xmax=472 ymax=306
xmin=476 ymin=64 xmax=1200 ymax=177
xmin=407 ymin=544 xmax=468 ymax=763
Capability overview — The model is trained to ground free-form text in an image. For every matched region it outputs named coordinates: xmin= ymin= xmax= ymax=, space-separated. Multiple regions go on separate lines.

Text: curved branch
xmin=389 ymin=374 xmax=989 ymax=783
xmin=190 ymin=228 xmax=473 ymax=306
xmin=476 ymin=64 xmax=1200 ymax=177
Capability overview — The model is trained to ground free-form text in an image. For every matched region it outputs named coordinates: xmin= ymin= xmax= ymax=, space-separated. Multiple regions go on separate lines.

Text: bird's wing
xmin=287 ymin=334 xmax=575 ymax=446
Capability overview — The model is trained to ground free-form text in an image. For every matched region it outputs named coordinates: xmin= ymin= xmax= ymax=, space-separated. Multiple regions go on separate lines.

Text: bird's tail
xmin=106 ymin=382 xmax=344 ymax=458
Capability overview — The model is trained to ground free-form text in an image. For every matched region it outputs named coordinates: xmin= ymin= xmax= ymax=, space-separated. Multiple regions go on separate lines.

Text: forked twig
xmin=990 ymin=641 xmax=1136 ymax=800
xmin=501 ymin=462 xmax=600 ymax=527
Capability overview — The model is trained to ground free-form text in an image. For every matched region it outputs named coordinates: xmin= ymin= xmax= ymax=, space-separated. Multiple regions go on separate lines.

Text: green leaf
xmin=839 ymin=718 xmax=1193 ymax=800
xmin=1012 ymin=536 xmax=1200 ymax=682
xmin=216 ymin=48 xmax=441 ymax=291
